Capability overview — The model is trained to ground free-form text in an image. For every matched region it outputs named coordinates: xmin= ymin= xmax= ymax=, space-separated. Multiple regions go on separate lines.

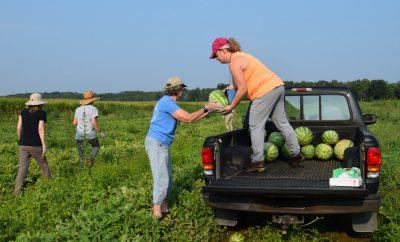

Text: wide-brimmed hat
xmin=80 ymin=91 xmax=100 ymax=105
xmin=25 ymin=93 xmax=47 ymax=106
xmin=164 ymin=76 xmax=187 ymax=90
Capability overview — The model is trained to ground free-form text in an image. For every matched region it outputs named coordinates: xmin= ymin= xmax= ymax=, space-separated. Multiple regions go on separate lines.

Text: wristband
xmin=203 ymin=107 xmax=209 ymax=113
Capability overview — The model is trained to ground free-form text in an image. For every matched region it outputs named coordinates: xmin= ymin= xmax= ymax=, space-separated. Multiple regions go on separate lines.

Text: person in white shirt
xmin=73 ymin=91 xmax=104 ymax=166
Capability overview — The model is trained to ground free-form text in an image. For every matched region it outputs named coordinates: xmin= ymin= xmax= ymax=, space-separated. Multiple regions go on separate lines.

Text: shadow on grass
xmin=228 ymin=212 xmax=372 ymax=240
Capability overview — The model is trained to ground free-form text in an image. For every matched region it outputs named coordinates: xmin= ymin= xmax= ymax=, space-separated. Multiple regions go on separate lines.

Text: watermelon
xmin=301 ymin=144 xmax=315 ymax=159
xmin=295 ymin=126 xmax=313 ymax=146
xmin=229 ymin=232 xmax=245 ymax=242
xmin=315 ymin=143 xmax=333 ymax=160
xmin=267 ymin=132 xmax=285 ymax=148
xmin=322 ymin=130 xmax=339 ymax=145
xmin=280 ymin=143 xmax=292 ymax=159
xmin=334 ymin=139 xmax=354 ymax=160
xmin=208 ymin=90 xmax=228 ymax=106
xmin=264 ymin=142 xmax=279 ymax=162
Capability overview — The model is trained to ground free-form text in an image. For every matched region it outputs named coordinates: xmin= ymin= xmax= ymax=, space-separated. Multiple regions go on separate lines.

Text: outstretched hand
xmin=205 ymin=102 xmax=224 ymax=113
xmin=221 ymin=105 xmax=234 ymax=115
xmin=99 ymin=131 xmax=105 ymax=139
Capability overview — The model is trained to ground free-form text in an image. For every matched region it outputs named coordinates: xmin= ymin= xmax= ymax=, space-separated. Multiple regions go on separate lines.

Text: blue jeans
xmin=145 ymin=136 xmax=172 ymax=205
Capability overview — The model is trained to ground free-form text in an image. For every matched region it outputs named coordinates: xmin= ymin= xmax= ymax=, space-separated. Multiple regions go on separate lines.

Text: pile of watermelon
xmin=301 ymin=129 xmax=354 ymax=161
xmin=263 ymin=127 xmax=355 ymax=162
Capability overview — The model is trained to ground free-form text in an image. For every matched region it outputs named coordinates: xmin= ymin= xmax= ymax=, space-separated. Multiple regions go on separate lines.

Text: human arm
xmin=16 ymin=115 xmax=22 ymax=139
xmin=91 ymin=117 xmax=104 ymax=138
xmin=224 ymin=83 xmax=234 ymax=90
xmin=172 ymin=108 xmax=208 ymax=124
xmin=73 ymin=109 xmax=78 ymax=125
xmin=38 ymin=120 xmax=46 ymax=156
xmin=222 ymin=57 xmax=247 ymax=114
xmin=172 ymin=102 xmax=222 ymax=123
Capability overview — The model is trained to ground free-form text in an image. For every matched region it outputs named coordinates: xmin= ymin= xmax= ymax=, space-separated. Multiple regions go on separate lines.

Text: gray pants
xmin=76 ymin=138 xmax=100 ymax=165
xmin=249 ymin=86 xmax=300 ymax=162
xmin=14 ymin=146 xmax=52 ymax=195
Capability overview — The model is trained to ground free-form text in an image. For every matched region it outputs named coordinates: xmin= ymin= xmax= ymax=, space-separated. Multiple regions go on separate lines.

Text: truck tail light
xmin=291 ymin=87 xmax=312 ymax=92
xmin=366 ymin=147 xmax=381 ymax=178
xmin=202 ymin=147 xmax=214 ymax=175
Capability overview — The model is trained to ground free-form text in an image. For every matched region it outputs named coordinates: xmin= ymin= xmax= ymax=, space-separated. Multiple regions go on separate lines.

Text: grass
xmin=0 ymin=99 xmax=399 ymax=241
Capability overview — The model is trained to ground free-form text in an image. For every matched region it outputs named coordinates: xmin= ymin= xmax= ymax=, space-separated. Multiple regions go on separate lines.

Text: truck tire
xmin=352 ymin=212 xmax=378 ymax=233
xmin=214 ymin=208 xmax=238 ymax=226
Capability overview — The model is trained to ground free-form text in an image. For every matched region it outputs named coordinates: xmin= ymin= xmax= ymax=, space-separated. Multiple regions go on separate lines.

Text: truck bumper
xmin=203 ymin=193 xmax=380 ymax=215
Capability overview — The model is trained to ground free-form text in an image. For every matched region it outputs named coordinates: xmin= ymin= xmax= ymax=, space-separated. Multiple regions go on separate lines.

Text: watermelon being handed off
xmin=334 ymin=139 xmax=354 ymax=160
xmin=315 ymin=143 xmax=333 ymax=160
xmin=322 ymin=130 xmax=339 ymax=145
xmin=267 ymin=131 xmax=285 ymax=148
xmin=264 ymin=142 xmax=279 ymax=162
xmin=208 ymin=90 xmax=228 ymax=106
xmin=301 ymin=144 xmax=315 ymax=159
xmin=295 ymin=126 xmax=313 ymax=146
xmin=280 ymin=143 xmax=292 ymax=159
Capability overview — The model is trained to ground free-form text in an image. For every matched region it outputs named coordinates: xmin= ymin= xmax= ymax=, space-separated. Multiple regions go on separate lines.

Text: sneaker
xmin=245 ymin=161 xmax=266 ymax=172
xmin=288 ymin=152 xmax=305 ymax=167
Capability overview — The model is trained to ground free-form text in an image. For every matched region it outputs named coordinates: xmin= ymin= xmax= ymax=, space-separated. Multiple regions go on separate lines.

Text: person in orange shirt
xmin=210 ymin=37 xmax=304 ymax=172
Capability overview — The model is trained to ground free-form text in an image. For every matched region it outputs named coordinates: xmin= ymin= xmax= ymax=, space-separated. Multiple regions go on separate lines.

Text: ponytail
xmin=228 ymin=38 xmax=241 ymax=53
xmin=28 ymin=105 xmax=43 ymax=113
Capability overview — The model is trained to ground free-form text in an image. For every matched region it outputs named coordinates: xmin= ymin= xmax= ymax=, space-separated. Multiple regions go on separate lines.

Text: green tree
xmin=368 ymin=79 xmax=387 ymax=100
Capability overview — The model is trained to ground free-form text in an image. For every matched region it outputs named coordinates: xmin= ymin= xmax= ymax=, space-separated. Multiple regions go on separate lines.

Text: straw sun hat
xmin=80 ymin=91 xmax=100 ymax=105
xmin=25 ymin=93 xmax=47 ymax=106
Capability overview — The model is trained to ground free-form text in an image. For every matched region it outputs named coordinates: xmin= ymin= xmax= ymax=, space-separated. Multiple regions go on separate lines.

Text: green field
xmin=0 ymin=99 xmax=399 ymax=241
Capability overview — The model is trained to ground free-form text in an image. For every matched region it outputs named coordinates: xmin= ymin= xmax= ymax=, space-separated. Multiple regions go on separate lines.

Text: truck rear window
xmin=284 ymin=95 xmax=351 ymax=121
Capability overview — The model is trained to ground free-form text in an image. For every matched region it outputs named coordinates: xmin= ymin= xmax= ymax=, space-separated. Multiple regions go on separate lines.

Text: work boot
xmin=245 ymin=161 xmax=266 ymax=172
xmin=288 ymin=152 xmax=305 ymax=167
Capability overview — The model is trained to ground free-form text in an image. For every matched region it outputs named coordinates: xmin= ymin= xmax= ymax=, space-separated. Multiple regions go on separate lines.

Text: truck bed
xmin=205 ymin=159 xmax=368 ymax=198
xmin=232 ymin=159 xmax=340 ymax=180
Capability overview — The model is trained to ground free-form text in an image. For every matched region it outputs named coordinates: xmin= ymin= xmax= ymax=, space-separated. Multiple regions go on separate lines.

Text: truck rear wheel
xmin=352 ymin=212 xmax=378 ymax=233
xmin=214 ymin=208 xmax=238 ymax=226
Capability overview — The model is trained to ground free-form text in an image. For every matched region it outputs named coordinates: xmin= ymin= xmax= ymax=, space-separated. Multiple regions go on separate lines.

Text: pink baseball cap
xmin=209 ymin=37 xmax=229 ymax=59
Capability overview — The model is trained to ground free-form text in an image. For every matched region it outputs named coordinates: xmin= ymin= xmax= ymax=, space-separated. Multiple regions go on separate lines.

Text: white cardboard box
xmin=329 ymin=177 xmax=363 ymax=187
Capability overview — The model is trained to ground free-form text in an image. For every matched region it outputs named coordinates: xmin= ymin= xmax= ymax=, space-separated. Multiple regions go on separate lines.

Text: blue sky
xmin=0 ymin=0 xmax=399 ymax=95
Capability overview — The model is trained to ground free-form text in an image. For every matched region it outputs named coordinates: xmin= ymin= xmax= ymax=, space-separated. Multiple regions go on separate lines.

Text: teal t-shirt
xmin=147 ymin=96 xmax=180 ymax=146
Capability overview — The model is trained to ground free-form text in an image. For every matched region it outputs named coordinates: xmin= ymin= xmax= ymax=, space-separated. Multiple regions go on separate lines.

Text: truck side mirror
xmin=363 ymin=114 xmax=377 ymax=125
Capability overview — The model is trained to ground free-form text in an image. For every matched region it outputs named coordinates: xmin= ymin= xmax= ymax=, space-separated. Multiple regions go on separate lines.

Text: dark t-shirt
xmin=19 ymin=109 xmax=47 ymax=146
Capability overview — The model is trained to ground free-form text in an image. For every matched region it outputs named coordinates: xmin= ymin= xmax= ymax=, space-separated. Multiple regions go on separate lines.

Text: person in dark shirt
xmin=14 ymin=93 xmax=52 ymax=196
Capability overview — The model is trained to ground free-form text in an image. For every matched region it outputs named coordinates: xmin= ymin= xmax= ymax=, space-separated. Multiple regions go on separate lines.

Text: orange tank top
xmin=234 ymin=52 xmax=284 ymax=100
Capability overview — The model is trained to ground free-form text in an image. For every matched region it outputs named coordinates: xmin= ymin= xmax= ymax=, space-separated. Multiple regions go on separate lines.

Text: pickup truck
xmin=201 ymin=87 xmax=381 ymax=234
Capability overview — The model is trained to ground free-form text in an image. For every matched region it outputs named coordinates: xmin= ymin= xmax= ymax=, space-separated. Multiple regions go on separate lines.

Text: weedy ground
xmin=0 ymin=99 xmax=399 ymax=241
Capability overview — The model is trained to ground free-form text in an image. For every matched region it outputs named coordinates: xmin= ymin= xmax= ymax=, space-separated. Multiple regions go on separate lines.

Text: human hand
xmin=42 ymin=145 xmax=47 ymax=158
xmin=205 ymin=102 xmax=224 ymax=113
xmin=222 ymin=105 xmax=233 ymax=115
xmin=99 ymin=130 xmax=105 ymax=138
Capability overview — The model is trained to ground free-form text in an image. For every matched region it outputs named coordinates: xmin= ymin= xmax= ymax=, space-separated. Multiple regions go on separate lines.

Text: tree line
xmin=5 ymin=79 xmax=400 ymax=102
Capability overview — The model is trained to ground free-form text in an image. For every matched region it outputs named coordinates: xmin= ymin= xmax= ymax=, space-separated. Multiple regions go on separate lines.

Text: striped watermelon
xmin=280 ymin=143 xmax=292 ymax=159
xmin=267 ymin=132 xmax=285 ymax=148
xmin=315 ymin=143 xmax=333 ymax=160
xmin=334 ymin=139 xmax=354 ymax=160
xmin=301 ymin=144 xmax=315 ymax=159
xmin=295 ymin=126 xmax=313 ymax=146
xmin=264 ymin=142 xmax=279 ymax=162
xmin=322 ymin=130 xmax=339 ymax=145
xmin=208 ymin=90 xmax=228 ymax=106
